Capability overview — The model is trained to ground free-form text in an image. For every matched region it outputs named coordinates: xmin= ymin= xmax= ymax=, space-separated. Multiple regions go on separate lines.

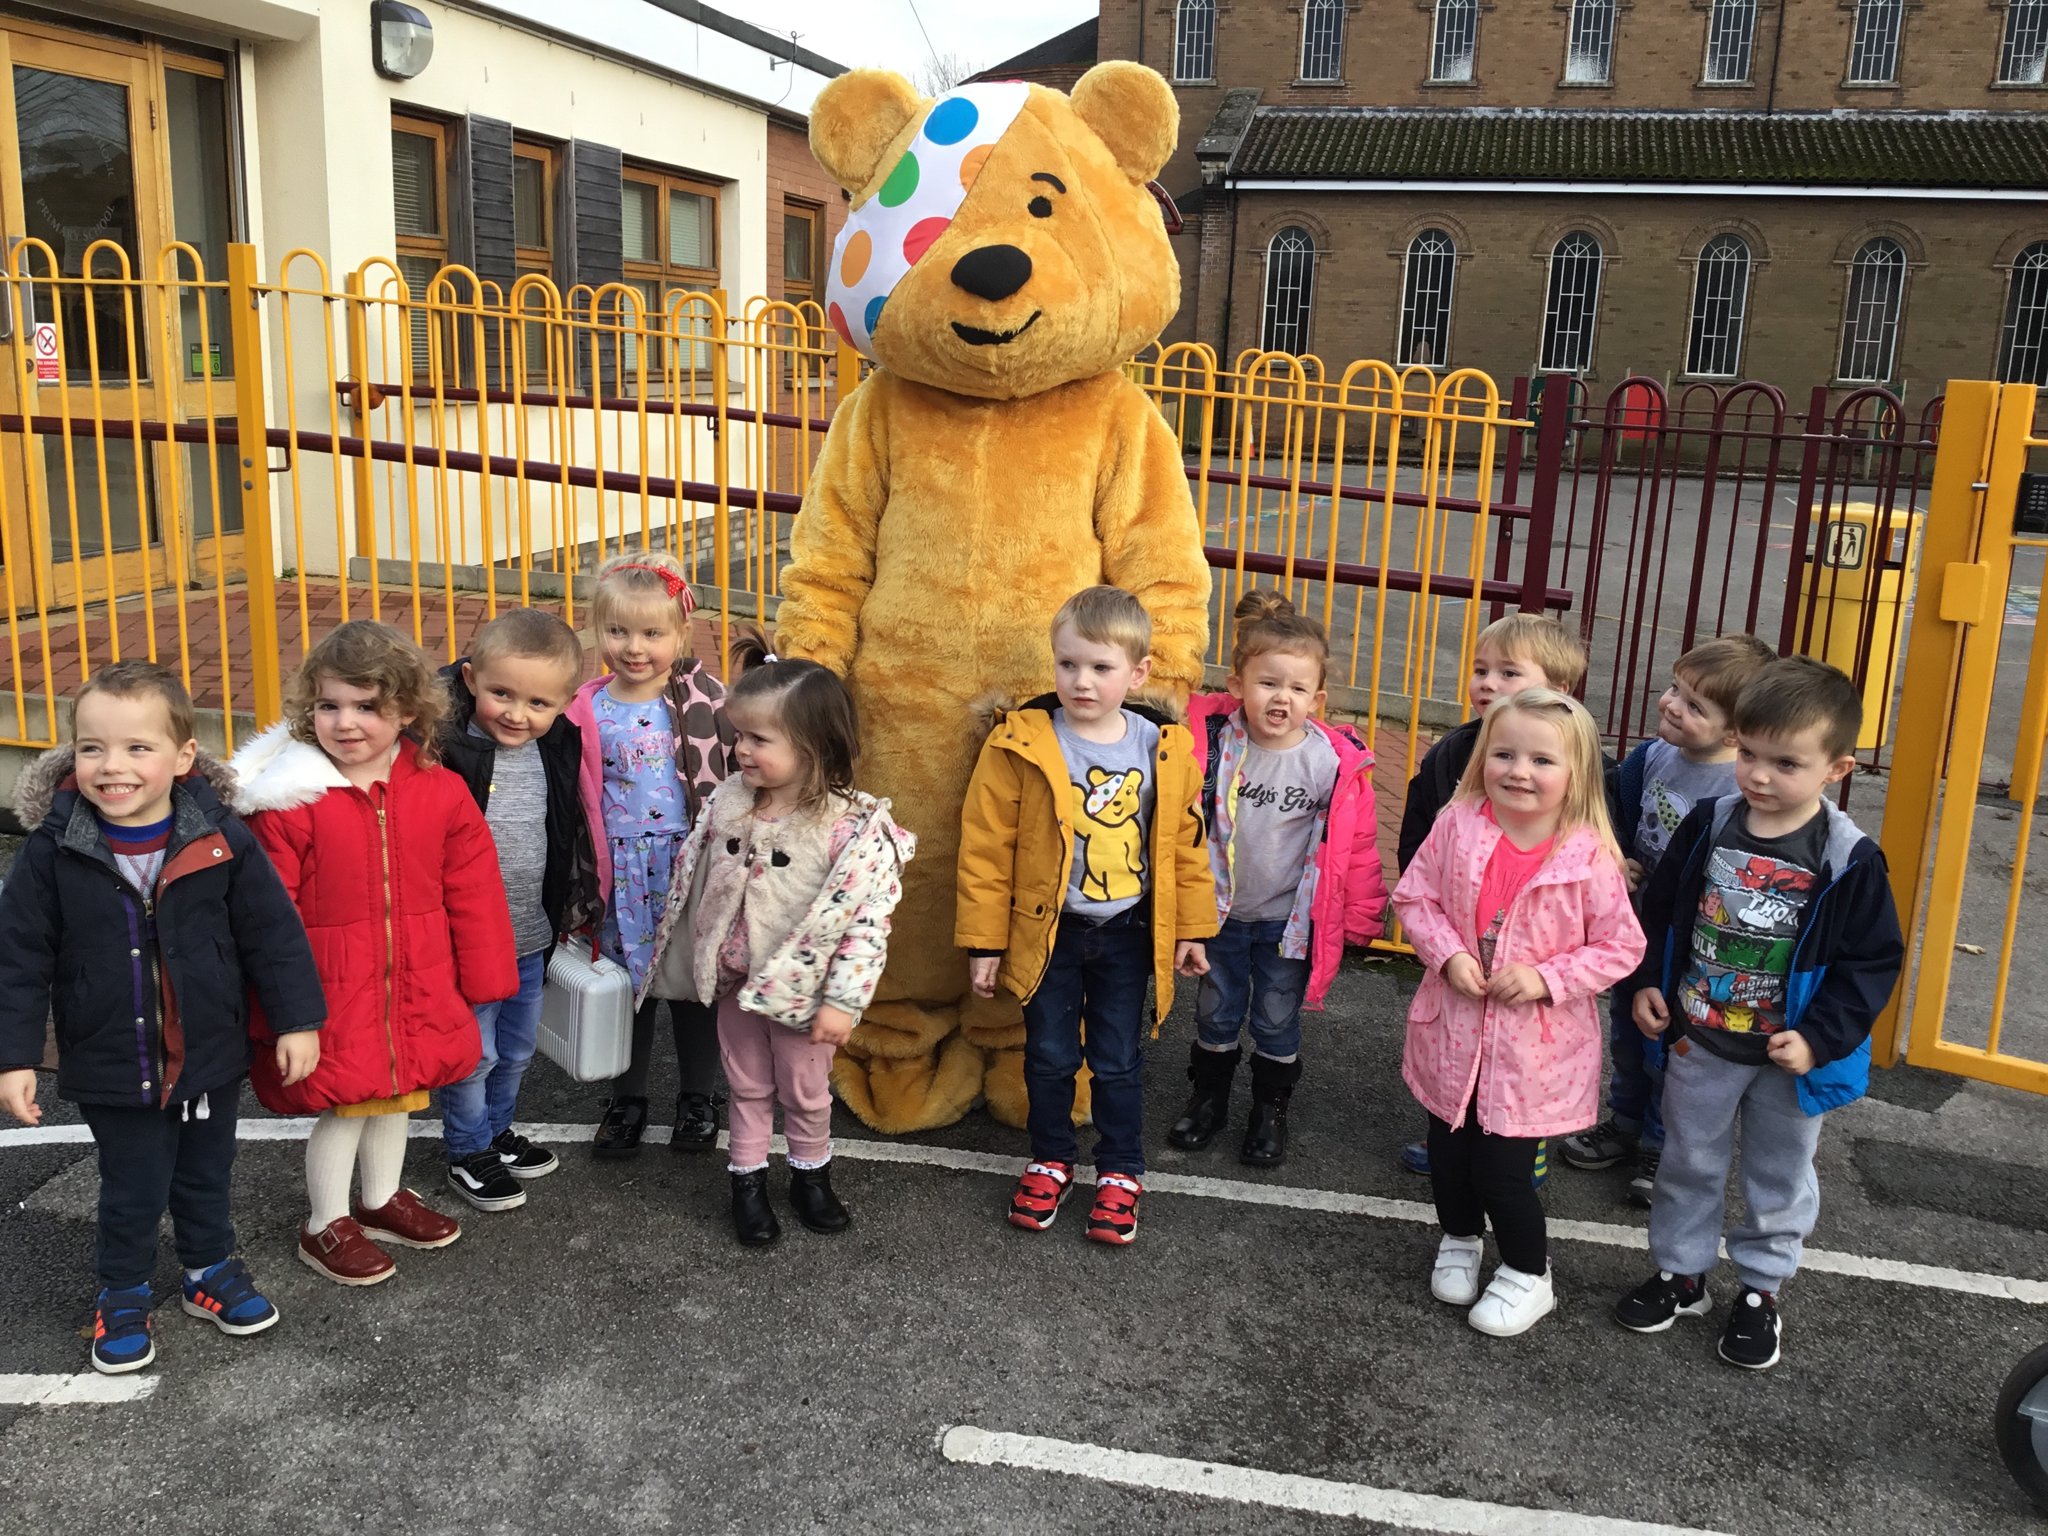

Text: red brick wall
xmin=767 ymin=118 xmax=848 ymax=306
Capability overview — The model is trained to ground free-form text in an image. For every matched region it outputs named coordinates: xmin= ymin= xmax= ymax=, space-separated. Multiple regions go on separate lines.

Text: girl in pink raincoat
xmin=1392 ymin=687 xmax=1643 ymax=1340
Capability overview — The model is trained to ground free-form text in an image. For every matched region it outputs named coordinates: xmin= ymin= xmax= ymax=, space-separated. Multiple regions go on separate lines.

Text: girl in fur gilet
xmin=641 ymin=629 xmax=913 ymax=1247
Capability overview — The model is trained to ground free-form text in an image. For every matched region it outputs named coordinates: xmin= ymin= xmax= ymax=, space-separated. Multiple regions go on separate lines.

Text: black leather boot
xmin=1241 ymin=1055 xmax=1303 ymax=1168
xmin=672 ymin=1092 xmax=719 ymax=1152
xmin=1168 ymin=1044 xmax=1240 ymax=1150
xmin=730 ymin=1169 xmax=781 ymax=1246
xmin=787 ymin=1161 xmax=852 ymax=1234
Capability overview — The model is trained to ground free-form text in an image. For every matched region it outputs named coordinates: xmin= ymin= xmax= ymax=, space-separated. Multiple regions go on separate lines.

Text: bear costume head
xmin=811 ymin=62 xmax=1179 ymax=402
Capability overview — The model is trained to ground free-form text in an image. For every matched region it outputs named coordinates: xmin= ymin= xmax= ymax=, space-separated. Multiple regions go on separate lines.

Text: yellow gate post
xmin=226 ymin=243 xmax=283 ymax=729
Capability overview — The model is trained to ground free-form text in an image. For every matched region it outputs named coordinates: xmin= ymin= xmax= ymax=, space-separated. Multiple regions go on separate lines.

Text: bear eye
xmin=1029 ymin=196 xmax=1053 ymax=219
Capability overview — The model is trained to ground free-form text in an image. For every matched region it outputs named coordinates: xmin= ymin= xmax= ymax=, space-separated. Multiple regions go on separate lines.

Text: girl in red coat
xmin=232 ymin=622 xmax=517 ymax=1287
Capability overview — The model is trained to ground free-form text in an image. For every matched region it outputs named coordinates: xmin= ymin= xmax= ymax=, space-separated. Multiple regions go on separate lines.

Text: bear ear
xmin=1069 ymin=61 xmax=1178 ymax=185
xmin=809 ymin=69 xmax=927 ymax=194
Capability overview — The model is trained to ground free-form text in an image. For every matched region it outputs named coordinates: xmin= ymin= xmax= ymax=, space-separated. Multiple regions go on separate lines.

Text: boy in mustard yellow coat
xmin=957 ymin=588 xmax=1217 ymax=1246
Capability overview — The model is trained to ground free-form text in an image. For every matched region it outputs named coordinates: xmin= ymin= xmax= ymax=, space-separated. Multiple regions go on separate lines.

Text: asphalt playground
xmin=4 ymin=914 xmax=2048 ymax=1536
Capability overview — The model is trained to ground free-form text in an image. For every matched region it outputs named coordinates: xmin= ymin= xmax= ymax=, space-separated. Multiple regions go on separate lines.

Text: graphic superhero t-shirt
xmin=1677 ymin=803 xmax=1829 ymax=1065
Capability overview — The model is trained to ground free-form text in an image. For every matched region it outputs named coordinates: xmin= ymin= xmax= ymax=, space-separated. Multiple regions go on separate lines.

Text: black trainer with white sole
xmin=1718 ymin=1286 xmax=1782 ymax=1370
xmin=1614 ymin=1269 xmax=1711 ymax=1332
xmin=446 ymin=1148 xmax=527 ymax=1211
xmin=492 ymin=1128 xmax=559 ymax=1179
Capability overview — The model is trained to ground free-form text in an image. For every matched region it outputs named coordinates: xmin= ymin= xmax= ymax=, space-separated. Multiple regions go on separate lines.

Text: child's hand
xmin=276 ymin=1032 xmax=321 ymax=1087
xmin=811 ymin=1005 xmax=854 ymax=1048
xmin=1623 ymin=857 xmax=1645 ymax=892
xmin=1767 ymin=1029 xmax=1816 ymax=1076
xmin=1174 ymin=941 xmax=1209 ymax=978
xmin=1443 ymin=952 xmax=1487 ymax=999
xmin=1633 ymin=987 xmax=1670 ymax=1037
xmin=1487 ymin=963 xmax=1551 ymax=1005
xmin=0 ymin=1068 xmax=40 ymax=1126
xmin=968 ymin=955 xmax=1001 ymax=999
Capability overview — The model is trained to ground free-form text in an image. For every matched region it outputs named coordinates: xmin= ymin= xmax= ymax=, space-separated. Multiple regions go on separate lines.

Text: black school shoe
xmin=1614 ymin=1269 xmax=1711 ymax=1332
xmin=592 ymin=1096 xmax=649 ymax=1159
xmin=1718 ymin=1286 xmax=1782 ymax=1370
xmin=671 ymin=1092 xmax=721 ymax=1152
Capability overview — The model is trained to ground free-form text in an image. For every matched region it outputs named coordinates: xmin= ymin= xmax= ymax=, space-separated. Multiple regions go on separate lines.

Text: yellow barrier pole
xmin=711 ymin=295 xmax=731 ymax=666
xmin=343 ymin=272 xmax=380 ymax=620
xmin=227 ymin=244 xmax=284 ymax=727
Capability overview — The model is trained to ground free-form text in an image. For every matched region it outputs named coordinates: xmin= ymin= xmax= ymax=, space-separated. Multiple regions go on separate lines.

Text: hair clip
xmin=763 ymin=651 xmax=779 ymax=663
xmin=615 ymin=562 xmax=697 ymax=614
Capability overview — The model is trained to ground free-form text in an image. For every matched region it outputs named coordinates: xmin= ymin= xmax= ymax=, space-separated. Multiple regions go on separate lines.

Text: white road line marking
xmin=8 ymin=1119 xmax=2047 ymax=1304
xmin=0 ymin=1373 xmax=158 ymax=1406
xmin=938 ymin=1425 xmax=1734 ymax=1536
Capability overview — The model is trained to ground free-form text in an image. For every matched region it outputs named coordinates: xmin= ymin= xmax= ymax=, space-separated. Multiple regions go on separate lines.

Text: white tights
xmin=304 ymin=1110 xmax=409 ymax=1231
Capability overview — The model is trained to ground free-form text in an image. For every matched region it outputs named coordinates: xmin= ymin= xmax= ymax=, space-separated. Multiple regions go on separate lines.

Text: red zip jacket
xmin=229 ymin=723 xmax=516 ymax=1114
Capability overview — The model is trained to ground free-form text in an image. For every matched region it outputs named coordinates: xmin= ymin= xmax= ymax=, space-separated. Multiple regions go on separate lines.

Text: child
xmin=566 ymin=551 xmax=736 ymax=1157
xmin=1177 ymin=589 xmax=1389 ymax=1166
xmin=640 ymin=630 xmax=912 ymax=1246
xmin=1614 ymin=657 xmax=1903 ymax=1371
xmin=1394 ymin=611 xmax=1591 ymax=1178
xmin=958 ymin=586 xmax=1217 ymax=1246
xmin=1562 ymin=633 xmax=1775 ymax=1206
xmin=0 ymin=664 xmax=323 ymax=1373
xmin=1392 ymin=689 xmax=1644 ymax=1337
xmin=436 ymin=608 xmax=600 ymax=1211
xmin=233 ymin=621 xmax=518 ymax=1286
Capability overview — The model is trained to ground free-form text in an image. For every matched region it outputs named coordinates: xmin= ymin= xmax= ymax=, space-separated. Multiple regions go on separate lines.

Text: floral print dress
xmin=593 ymin=685 xmax=687 ymax=992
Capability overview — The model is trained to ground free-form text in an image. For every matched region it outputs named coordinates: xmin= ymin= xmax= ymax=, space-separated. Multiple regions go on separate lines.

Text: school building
xmin=1025 ymin=0 xmax=2048 ymax=401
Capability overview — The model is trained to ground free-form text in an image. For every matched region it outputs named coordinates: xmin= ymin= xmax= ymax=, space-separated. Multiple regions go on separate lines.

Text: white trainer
xmin=1469 ymin=1263 xmax=1556 ymax=1337
xmin=1430 ymin=1234 xmax=1485 ymax=1306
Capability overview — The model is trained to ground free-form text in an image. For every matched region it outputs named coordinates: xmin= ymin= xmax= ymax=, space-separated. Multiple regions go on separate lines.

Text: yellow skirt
xmin=334 ymin=1091 xmax=430 ymax=1118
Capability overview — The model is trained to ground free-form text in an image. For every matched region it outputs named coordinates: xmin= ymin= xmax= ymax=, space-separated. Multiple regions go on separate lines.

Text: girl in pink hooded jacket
xmin=1392 ymin=688 xmax=1643 ymax=1340
xmin=1176 ymin=591 xmax=1390 ymax=1169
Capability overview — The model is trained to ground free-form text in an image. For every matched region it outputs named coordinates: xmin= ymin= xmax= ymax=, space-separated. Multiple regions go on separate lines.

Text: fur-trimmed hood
xmin=11 ymin=744 xmax=238 ymax=832
xmin=226 ymin=720 xmax=349 ymax=815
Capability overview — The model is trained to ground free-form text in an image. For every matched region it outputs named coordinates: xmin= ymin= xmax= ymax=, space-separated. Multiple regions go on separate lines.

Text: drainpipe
xmin=1765 ymin=0 xmax=1787 ymax=114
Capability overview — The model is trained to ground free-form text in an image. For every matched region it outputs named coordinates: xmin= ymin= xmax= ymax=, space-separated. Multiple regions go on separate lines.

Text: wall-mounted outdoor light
xmin=371 ymin=0 xmax=434 ymax=80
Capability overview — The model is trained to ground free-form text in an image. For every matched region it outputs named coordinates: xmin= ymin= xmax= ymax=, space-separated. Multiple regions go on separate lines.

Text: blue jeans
xmin=1195 ymin=917 xmax=1309 ymax=1060
xmin=1021 ymin=907 xmax=1152 ymax=1177
xmin=1606 ymin=990 xmax=1666 ymax=1149
xmin=442 ymin=948 xmax=547 ymax=1159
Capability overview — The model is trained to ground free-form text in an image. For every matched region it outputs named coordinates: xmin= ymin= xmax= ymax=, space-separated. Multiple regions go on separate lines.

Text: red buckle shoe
xmin=1086 ymin=1173 xmax=1142 ymax=1245
xmin=299 ymin=1217 xmax=396 ymax=1286
xmin=1007 ymin=1160 xmax=1076 ymax=1231
xmin=353 ymin=1189 xmax=462 ymax=1250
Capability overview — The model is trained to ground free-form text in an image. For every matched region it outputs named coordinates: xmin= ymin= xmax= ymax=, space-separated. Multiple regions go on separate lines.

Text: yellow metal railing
xmin=1875 ymin=378 xmax=2048 ymax=1094
xmin=0 ymin=243 xmax=1529 ymax=803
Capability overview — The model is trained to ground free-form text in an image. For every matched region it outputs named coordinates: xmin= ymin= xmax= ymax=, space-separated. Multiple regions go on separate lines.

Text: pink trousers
xmin=716 ymin=993 xmax=836 ymax=1169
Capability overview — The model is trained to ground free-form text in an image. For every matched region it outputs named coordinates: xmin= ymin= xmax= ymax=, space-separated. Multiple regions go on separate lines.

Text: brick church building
xmin=996 ymin=2 xmax=2048 ymax=402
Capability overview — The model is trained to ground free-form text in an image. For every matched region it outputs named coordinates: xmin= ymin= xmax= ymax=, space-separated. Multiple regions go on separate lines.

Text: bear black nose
xmin=950 ymin=244 xmax=1032 ymax=302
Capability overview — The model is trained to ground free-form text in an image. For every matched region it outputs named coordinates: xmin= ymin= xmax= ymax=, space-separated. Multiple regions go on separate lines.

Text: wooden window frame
xmin=619 ymin=165 xmax=723 ymax=381
xmin=782 ymin=200 xmax=821 ymax=304
xmin=392 ymin=114 xmax=450 ymax=277
xmin=512 ymin=140 xmax=556 ymax=281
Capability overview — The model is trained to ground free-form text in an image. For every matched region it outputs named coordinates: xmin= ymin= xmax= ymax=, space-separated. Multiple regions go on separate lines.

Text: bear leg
xmin=831 ymin=1003 xmax=985 ymax=1134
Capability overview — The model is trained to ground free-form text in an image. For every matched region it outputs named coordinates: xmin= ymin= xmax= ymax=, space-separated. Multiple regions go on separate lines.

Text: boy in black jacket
xmin=436 ymin=609 xmax=599 ymax=1212
xmin=0 ymin=663 xmax=323 ymax=1375
xmin=1613 ymin=658 xmax=1904 ymax=1371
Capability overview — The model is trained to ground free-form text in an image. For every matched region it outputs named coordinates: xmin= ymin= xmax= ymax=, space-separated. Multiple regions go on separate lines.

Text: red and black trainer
xmin=1085 ymin=1173 xmax=1143 ymax=1245
xmin=1007 ymin=1160 xmax=1077 ymax=1231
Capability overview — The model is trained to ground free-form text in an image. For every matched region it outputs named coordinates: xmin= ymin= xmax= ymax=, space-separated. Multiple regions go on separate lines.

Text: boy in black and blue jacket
xmin=1612 ymin=657 xmax=1903 ymax=1371
xmin=0 ymin=663 xmax=323 ymax=1376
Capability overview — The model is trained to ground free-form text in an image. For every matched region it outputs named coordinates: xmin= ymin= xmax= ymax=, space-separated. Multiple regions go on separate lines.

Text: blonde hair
xmin=1454 ymin=687 xmax=1621 ymax=867
xmin=1052 ymin=585 xmax=1151 ymax=668
xmin=591 ymin=549 xmax=696 ymax=637
xmin=469 ymin=607 xmax=585 ymax=681
xmin=1672 ymin=633 xmax=1776 ymax=718
xmin=285 ymin=621 xmax=448 ymax=765
xmin=1473 ymin=612 xmax=1588 ymax=695
xmin=1230 ymin=588 xmax=1330 ymax=689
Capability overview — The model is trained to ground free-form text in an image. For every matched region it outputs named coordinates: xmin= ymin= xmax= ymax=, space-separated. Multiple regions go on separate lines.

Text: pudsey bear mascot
xmin=775 ymin=62 xmax=1212 ymax=1134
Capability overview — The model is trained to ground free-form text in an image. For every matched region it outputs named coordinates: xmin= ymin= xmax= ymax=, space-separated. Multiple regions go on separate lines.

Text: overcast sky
xmin=738 ymin=0 xmax=1098 ymax=78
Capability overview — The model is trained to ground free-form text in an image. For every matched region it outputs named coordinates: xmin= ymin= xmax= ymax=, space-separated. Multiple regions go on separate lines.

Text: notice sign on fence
xmin=31 ymin=322 xmax=57 ymax=383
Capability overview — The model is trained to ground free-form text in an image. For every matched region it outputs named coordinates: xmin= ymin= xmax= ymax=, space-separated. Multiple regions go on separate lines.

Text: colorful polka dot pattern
xmin=825 ymin=81 xmax=1031 ymax=361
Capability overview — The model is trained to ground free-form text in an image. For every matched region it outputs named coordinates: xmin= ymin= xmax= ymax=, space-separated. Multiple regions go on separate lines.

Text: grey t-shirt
xmin=1633 ymin=739 xmax=1740 ymax=878
xmin=1053 ymin=708 xmax=1160 ymax=921
xmin=1230 ymin=731 xmax=1339 ymax=922
xmin=474 ymin=725 xmax=552 ymax=956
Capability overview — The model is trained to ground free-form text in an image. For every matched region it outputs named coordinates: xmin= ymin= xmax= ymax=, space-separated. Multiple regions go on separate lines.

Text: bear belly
xmin=847 ymin=448 xmax=1107 ymax=1001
